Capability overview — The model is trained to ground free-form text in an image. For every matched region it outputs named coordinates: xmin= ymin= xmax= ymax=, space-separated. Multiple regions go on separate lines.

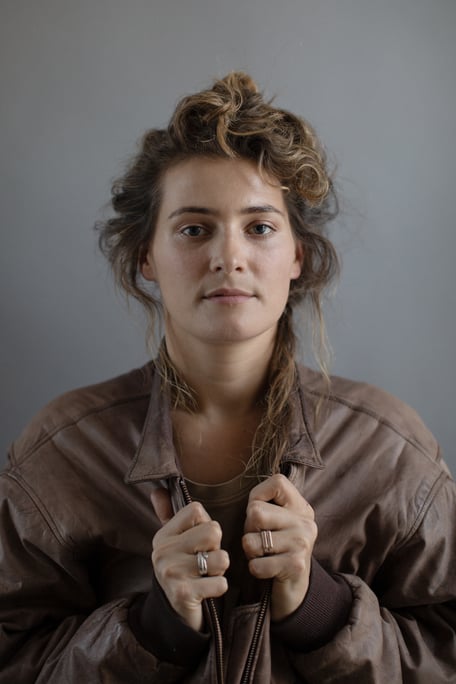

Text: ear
xmin=290 ymin=242 xmax=304 ymax=281
xmin=140 ymin=246 xmax=156 ymax=282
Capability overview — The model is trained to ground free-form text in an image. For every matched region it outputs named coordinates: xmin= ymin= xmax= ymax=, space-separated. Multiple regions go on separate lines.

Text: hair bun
xmin=212 ymin=71 xmax=260 ymax=98
xmin=218 ymin=71 xmax=260 ymax=95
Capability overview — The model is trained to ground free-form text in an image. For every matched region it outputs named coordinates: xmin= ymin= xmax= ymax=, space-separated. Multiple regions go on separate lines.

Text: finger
xmin=248 ymin=474 xmax=313 ymax=515
xmin=193 ymin=576 xmax=229 ymax=600
xmin=180 ymin=519 xmax=224 ymax=554
xmin=153 ymin=517 xmax=223 ymax=560
xmin=244 ymin=499 xmax=300 ymax=534
xmin=155 ymin=500 xmax=211 ymax=536
xmin=150 ymin=488 xmax=173 ymax=524
xmin=155 ymin=573 xmax=228 ymax=629
xmin=154 ymin=546 xmax=230 ymax=582
xmin=243 ymin=520 xmax=317 ymax=559
xmin=192 ymin=549 xmax=230 ymax=578
xmin=175 ymin=576 xmax=229 ymax=604
xmin=242 ymin=529 xmax=281 ymax=559
xmin=248 ymin=550 xmax=312 ymax=582
xmin=247 ymin=554 xmax=284 ymax=580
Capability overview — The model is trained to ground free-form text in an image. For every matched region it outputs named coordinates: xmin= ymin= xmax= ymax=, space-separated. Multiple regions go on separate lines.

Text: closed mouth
xmin=204 ymin=288 xmax=253 ymax=298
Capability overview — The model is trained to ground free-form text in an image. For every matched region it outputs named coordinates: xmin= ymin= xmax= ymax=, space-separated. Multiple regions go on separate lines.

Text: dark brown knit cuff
xmin=128 ymin=572 xmax=210 ymax=666
xmin=271 ymin=558 xmax=352 ymax=652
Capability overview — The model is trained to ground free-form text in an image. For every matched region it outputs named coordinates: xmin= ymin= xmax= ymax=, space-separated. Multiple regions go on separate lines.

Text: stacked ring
xmin=260 ymin=529 xmax=274 ymax=555
xmin=196 ymin=551 xmax=209 ymax=577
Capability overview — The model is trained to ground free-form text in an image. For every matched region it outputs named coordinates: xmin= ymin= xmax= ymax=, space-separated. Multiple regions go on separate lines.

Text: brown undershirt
xmin=185 ymin=470 xmax=264 ymax=615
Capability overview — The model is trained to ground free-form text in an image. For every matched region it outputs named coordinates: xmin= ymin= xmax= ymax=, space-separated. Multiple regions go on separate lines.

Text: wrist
xmin=128 ymin=573 xmax=210 ymax=665
xmin=271 ymin=576 xmax=310 ymax=621
xmin=271 ymin=558 xmax=352 ymax=652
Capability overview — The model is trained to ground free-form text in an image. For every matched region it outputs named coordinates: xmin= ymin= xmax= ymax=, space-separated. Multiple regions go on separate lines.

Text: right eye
xmin=181 ymin=225 xmax=207 ymax=237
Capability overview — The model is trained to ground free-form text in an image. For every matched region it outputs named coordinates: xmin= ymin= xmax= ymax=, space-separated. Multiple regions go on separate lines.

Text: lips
xmin=203 ymin=288 xmax=254 ymax=303
xmin=204 ymin=288 xmax=253 ymax=298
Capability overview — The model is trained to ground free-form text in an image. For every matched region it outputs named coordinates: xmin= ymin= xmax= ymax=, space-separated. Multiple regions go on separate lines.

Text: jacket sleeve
xmin=284 ymin=471 xmax=456 ymax=683
xmin=0 ymin=472 xmax=203 ymax=683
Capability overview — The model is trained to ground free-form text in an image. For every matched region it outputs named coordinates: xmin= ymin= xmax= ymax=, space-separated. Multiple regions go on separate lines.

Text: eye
xmin=248 ymin=223 xmax=274 ymax=236
xmin=181 ymin=225 xmax=207 ymax=237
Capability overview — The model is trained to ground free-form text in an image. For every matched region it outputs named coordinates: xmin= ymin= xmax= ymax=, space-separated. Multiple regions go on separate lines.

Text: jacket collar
xmin=125 ymin=363 xmax=323 ymax=485
xmin=286 ymin=375 xmax=324 ymax=469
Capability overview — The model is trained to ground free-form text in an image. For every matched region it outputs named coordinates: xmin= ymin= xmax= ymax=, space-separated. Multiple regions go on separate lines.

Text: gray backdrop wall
xmin=1 ymin=0 xmax=455 ymax=473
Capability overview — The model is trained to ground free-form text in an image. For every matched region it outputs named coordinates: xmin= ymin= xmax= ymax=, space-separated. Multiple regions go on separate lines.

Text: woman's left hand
xmin=242 ymin=474 xmax=317 ymax=621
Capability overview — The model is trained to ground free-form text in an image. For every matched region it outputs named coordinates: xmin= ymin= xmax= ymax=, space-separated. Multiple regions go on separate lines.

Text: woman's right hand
xmin=150 ymin=489 xmax=230 ymax=632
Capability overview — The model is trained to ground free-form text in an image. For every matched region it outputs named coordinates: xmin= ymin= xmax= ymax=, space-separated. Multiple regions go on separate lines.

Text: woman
xmin=1 ymin=73 xmax=455 ymax=683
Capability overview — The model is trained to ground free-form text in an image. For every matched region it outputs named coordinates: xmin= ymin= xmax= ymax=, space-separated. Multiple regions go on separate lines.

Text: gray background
xmin=1 ymin=0 xmax=455 ymax=473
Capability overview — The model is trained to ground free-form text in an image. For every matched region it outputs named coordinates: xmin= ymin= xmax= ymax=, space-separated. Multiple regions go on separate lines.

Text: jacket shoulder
xmin=298 ymin=365 xmax=439 ymax=463
xmin=9 ymin=362 xmax=155 ymax=465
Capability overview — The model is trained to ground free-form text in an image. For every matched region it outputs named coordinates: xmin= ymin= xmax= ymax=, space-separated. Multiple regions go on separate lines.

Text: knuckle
xmin=207 ymin=520 xmax=222 ymax=544
xmin=295 ymin=521 xmax=318 ymax=549
xmin=308 ymin=520 xmax=318 ymax=542
xmin=152 ymin=528 xmax=164 ymax=549
xmin=160 ymin=562 xmax=179 ymax=583
xmin=152 ymin=534 xmax=175 ymax=559
xmin=290 ymin=554 xmax=308 ymax=575
xmin=248 ymin=500 xmax=264 ymax=525
xmin=272 ymin=473 xmax=288 ymax=487
xmin=151 ymin=546 xmax=166 ymax=567
xmin=305 ymin=502 xmax=316 ymax=521
xmin=213 ymin=576 xmax=229 ymax=596
xmin=241 ymin=533 xmax=252 ymax=553
xmin=152 ymin=538 xmax=165 ymax=555
xmin=219 ymin=549 xmax=230 ymax=571
xmin=189 ymin=501 xmax=206 ymax=521
xmin=248 ymin=557 xmax=262 ymax=577
xmin=173 ymin=581 xmax=193 ymax=605
xmin=242 ymin=533 xmax=258 ymax=558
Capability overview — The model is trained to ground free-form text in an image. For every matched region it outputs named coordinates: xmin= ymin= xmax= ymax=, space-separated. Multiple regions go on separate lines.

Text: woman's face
xmin=141 ymin=156 xmax=303 ymax=350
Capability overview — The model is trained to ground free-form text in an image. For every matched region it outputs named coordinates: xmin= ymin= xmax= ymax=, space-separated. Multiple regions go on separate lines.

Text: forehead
xmin=158 ymin=156 xmax=287 ymax=214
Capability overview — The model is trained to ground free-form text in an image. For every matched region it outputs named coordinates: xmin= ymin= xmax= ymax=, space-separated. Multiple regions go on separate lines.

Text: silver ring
xmin=196 ymin=551 xmax=209 ymax=577
xmin=260 ymin=529 xmax=274 ymax=555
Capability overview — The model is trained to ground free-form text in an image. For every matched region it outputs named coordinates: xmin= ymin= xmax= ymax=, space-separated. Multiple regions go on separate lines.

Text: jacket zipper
xmin=240 ymin=461 xmax=291 ymax=682
xmin=179 ymin=478 xmax=225 ymax=684
xmin=240 ymin=581 xmax=272 ymax=684
xmin=179 ymin=476 xmax=273 ymax=684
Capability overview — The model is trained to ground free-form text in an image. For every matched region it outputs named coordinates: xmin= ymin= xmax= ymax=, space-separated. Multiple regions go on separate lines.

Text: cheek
xmin=154 ymin=251 xmax=203 ymax=293
xmin=263 ymin=245 xmax=301 ymax=283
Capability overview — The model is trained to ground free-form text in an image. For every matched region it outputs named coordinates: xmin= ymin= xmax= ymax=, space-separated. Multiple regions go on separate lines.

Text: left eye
xmin=249 ymin=223 xmax=273 ymax=235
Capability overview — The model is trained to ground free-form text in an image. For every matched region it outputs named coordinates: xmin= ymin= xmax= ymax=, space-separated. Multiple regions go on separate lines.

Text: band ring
xmin=260 ymin=529 xmax=274 ymax=555
xmin=196 ymin=551 xmax=209 ymax=577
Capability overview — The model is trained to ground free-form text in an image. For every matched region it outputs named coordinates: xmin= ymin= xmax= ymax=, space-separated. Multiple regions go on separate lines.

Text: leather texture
xmin=1 ymin=362 xmax=455 ymax=682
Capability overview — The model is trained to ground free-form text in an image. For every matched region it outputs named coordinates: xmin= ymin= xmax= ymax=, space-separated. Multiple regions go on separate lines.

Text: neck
xmin=163 ymin=332 xmax=276 ymax=419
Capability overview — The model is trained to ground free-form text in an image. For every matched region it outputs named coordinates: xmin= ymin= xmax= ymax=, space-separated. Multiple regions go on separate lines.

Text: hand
xmin=242 ymin=474 xmax=317 ymax=621
xmin=150 ymin=489 xmax=230 ymax=632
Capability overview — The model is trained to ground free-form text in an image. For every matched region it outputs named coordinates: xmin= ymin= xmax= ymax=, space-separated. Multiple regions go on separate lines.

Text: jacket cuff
xmin=128 ymin=572 xmax=210 ymax=666
xmin=271 ymin=558 xmax=352 ymax=652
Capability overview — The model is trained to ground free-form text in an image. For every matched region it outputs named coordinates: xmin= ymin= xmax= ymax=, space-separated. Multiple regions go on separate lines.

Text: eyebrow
xmin=167 ymin=204 xmax=285 ymax=219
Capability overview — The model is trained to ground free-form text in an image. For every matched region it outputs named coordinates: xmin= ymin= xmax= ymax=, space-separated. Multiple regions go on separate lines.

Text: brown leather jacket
xmin=1 ymin=362 xmax=455 ymax=683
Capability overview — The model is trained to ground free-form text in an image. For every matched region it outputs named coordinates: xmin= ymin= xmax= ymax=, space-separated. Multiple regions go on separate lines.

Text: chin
xmin=201 ymin=322 xmax=277 ymax=346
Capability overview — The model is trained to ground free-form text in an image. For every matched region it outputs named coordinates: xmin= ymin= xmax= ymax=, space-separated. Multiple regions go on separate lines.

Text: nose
xmin=209 ymin=230 xmax=246 ymax=274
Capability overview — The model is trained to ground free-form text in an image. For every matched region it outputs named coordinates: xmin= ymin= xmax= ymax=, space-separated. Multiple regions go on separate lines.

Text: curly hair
xmin=97 ymin=72 xmax=339 ymax=474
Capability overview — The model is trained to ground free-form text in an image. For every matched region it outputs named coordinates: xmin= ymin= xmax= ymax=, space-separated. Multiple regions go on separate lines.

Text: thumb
xmin=150 ymin=487 xmax=173 ymax=525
